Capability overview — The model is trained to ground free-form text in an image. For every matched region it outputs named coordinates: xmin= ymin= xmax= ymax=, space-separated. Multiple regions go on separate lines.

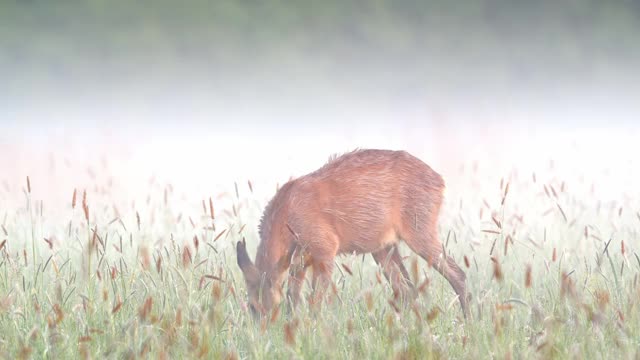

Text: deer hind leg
xmin=401 ymin=226 xmax=469 ymax=319
xmin=372 ymin=244 xmax=416 ymax=305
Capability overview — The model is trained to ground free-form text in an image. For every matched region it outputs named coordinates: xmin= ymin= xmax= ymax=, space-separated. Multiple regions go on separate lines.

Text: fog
xmin=2 ymin=0 xmax=639 ymax=216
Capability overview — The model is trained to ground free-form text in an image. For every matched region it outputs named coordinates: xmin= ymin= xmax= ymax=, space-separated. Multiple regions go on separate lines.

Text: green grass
xmin=0 ymin=163 xmax=639 ymax=360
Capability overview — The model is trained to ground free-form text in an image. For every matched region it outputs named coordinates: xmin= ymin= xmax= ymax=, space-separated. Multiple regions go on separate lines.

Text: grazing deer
xmin=236 ymin=149 xmax=469 ymax=319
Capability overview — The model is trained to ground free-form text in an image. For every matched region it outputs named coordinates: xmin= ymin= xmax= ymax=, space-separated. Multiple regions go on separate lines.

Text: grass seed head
xmin=82 ymin=190 xmax=88 ymax=221
xmin=224 ymin=351 xmax=239 ymax=360
xmin=347 ymin=318 xmax=354 ymax=334
xmin=182 ymin=245 xmax=193 ymax=268
xmin=78 ymin=336 xmax=92 ymax=343
xmin=284 ymin=318 xmax=299 ymax=347
xmin=83 ymin=203 xmax=89 ymax=222
xmin=52 ymin=303 xmax=64 ymax=327
xmin=19 ymin=345 xmax=33 ymax=360
xmin=365 ymin=291 xmax=374 ymax=312
xmin=560 ymin=272 xmax=577 ymax=300
xmin=427 ymin=307 xmax=440 ymax=323
xmin=411 ymin=303 xmax=423 ymax=322
xmin=375 ymin=271 xmax=383 ymax=284
xmin=501 ymin=181 xmax=510 ymax=205
xmin=594 ymin=289 xmax=610 ymax=311
xmin=491 ymin=257 xmax=503 ymax=282
xmin=112 ymin=296 xmax=123 ymax=314
xmin=525 ymin=264 xmax=533 ymax=288
xmin=211 ymin=282 xmax=222 ymax=301
xmin=418 ymin=278 xmax=430 ymax=293
xmin=411 ymin=256 xmax=419 ymax=282
xmin=341 ymin=263 xmax=353 ymax=276
xmin=388 ymin=299 xmax=400 ymax=313
xmin=139 ymin=297 xmax=153 ymax=321
xmin=270 ymin=305 xmax=280 ymax=323
xmin=140 ymin=245 xmax=150 ymax=270
xmin=72 ymin=188 xmax=77 ymax=209
xmin=385 ymin=312 xmax=395 ymax=330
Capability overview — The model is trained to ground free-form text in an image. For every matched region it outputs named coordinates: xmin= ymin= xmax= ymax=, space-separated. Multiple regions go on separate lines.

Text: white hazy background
xmin=2 ymin=107 xmax=639 ymax=217
xmin=1 ymin=1 xmax=639 ymax=226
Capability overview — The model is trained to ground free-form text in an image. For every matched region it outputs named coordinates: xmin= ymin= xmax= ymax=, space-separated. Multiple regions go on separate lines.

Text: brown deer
xmin=236 ymin=149 xmax=469 ymax=319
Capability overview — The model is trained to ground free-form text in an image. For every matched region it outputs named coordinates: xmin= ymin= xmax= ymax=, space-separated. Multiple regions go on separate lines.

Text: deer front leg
xmin=286 ymin=258 xmax=309 ymax=311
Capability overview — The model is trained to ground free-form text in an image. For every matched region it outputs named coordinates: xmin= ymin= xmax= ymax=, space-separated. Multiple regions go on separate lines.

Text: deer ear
xmin=236 ymin=238 xmax=258 ymax=284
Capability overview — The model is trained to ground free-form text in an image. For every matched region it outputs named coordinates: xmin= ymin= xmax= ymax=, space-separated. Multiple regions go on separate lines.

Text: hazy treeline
xmin=2 ymin=0 xmax=639 ymax=102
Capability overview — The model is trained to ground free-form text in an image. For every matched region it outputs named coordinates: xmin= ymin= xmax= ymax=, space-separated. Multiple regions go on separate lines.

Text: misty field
xmin=0 ymin=156 xmax=639 ymax=360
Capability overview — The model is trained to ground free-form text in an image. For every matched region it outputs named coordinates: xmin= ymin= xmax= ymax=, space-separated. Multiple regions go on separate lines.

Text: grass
xmin=0 ymin=158 xmax=639 ymax=360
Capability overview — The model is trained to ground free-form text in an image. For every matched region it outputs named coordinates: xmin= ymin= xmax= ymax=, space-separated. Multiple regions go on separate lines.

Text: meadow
xmin=3 ymin=0 xmax=640 ymax=358
xmin=0 ymin=148 xmax=639 ymax=360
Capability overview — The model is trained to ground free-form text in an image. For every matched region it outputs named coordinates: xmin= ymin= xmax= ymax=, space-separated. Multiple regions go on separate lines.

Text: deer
xmin=236 ymin=149 xmax=469 ymax=320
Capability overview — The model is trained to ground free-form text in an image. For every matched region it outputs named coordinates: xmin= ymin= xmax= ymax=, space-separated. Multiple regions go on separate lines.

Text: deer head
xmin=236 ymin=238 xmax=293 ymax=318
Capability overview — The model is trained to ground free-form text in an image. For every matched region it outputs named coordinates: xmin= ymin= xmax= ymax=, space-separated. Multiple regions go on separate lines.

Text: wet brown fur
xmin=237 ymin=149 xmax=469 ymax=319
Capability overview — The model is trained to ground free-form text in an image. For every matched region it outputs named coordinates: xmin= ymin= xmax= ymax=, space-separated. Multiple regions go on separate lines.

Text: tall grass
xmin=0 ymin=157 xmax=638 ymax=359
